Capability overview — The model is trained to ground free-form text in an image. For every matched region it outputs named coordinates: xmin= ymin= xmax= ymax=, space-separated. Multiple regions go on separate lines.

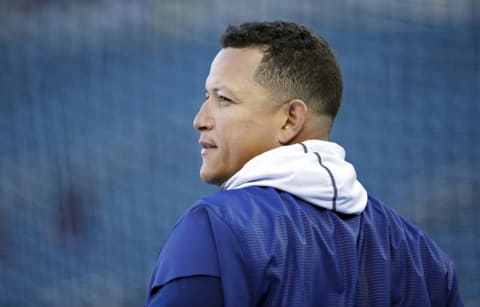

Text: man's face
xmin=193 ymin=47 xmax=285 ymax=186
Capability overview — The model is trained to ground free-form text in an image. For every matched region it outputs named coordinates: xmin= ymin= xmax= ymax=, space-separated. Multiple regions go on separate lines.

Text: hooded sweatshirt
xmin=222 ymin=140 xmax=367 ymax=214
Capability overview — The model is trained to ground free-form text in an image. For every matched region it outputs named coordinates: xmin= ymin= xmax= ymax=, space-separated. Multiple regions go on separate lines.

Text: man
xmin=145 ymin=21 xmax=463 ymax=306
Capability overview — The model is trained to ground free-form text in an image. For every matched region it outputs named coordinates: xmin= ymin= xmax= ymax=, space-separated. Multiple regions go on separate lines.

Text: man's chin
xmin=200 ymin=168 xmax=228 ymax=187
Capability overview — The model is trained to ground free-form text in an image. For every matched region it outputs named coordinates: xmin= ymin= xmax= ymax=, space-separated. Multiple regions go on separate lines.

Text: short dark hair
xmin=220 ymin=21 xmax=343 ymax=120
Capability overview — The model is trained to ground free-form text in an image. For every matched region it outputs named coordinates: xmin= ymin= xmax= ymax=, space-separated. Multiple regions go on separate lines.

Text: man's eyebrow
xmin=206 ymin=87 xmax=242 ymax=101
xmin=205 ymin=87 xmax=226 ymax=94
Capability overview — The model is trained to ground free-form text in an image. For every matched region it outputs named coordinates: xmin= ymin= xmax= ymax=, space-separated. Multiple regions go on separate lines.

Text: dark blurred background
xmin=0 ymin=0 xmax=479 ymax=306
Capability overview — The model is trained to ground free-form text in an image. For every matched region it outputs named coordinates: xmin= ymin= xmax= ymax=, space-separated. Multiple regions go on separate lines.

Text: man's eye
xmin=218 ymin=96 xmax=232 ymax=103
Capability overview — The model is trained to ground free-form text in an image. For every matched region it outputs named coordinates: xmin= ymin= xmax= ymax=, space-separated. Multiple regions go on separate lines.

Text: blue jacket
xmin=146 ymin=186 xmax=463 ymax=306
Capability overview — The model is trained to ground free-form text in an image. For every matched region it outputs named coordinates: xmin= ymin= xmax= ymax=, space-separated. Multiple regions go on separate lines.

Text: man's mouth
xmin=199 ymin=140 xmax=218 ymax=154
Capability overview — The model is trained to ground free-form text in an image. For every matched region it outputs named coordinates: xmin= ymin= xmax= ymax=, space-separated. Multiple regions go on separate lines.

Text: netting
xmin=0 ymin=0 xmax=479 ymax=305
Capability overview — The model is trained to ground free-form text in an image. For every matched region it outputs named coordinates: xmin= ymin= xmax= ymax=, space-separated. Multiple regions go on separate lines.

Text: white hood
xmin=222 ymin=140 xmax=367 ymax=214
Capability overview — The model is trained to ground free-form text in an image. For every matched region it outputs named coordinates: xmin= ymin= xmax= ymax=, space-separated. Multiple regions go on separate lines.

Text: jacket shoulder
xmin=359 ymin=195 xmax=461 ymax=306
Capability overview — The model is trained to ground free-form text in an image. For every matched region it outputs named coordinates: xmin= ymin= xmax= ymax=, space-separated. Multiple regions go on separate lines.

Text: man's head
xmin=221 ymin=21 xmax=343 ymax=121
xmin=193 ymin=21 xmax=343 ymax=186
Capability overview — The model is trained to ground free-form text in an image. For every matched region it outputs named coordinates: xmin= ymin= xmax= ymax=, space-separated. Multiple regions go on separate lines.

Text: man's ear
xmin=278 ymin=99 xmax=308 ymax=145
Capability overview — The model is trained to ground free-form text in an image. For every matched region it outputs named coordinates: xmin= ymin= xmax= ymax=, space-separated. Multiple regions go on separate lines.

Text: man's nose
xmin=193 ymin=101 xmax=213 ymax=131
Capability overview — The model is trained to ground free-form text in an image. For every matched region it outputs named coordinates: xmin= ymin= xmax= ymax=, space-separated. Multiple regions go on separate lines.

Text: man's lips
xmin=199 ymin=140 xmax=217 ymax=154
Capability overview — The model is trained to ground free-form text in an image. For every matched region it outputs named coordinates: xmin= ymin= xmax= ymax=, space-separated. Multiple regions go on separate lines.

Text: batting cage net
xmin=0 ymin=0 xmax=479 ymax=305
